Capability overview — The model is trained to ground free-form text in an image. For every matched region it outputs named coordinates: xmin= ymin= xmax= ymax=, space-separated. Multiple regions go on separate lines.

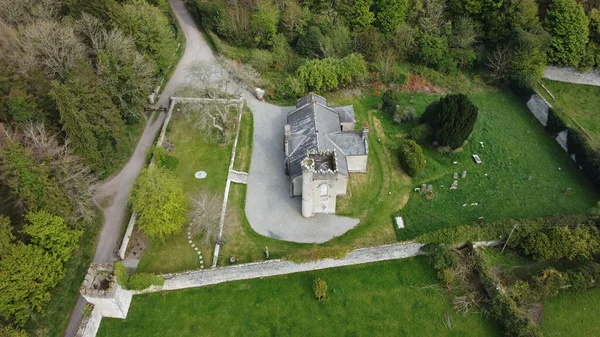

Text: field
xmin=537 ymin=79 xmax=600 ymax=149
xmin=384 ymin=90 xmax=598 ymax=240
xmin=540 ymin=287 xmax=600 ymax=336
xmin=97 ymin=257 xmax=500 ymax=337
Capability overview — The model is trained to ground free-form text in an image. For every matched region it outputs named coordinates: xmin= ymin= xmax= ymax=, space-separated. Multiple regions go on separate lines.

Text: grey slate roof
xmin=286 ymin=93 xmax=366 ymax=179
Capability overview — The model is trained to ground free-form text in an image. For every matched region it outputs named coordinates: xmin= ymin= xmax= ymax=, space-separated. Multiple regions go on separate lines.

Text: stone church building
xmin=284 ymin=93 xmax=368 ymax=218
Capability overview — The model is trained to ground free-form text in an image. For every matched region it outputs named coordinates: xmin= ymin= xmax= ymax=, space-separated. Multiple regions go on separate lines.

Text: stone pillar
xmin=301 ymin=159 xmax=313 ymax=218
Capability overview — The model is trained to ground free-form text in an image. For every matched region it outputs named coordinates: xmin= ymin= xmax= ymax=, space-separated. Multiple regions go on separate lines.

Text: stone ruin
xmin=80 ymin=263 xmax=132 ymax=319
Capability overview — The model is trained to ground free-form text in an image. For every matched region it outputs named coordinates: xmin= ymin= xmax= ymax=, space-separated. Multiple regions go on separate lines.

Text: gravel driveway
xmin=243 ymin=98 xmax=360 ymax=243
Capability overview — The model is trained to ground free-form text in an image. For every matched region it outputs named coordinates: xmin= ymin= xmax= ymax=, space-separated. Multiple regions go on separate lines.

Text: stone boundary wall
xmin=75 ymin=309 xmax=102 ymax=337
xmin=158 ymin=242 xmax=424 ymax=292
xmin=524 ymin=93 xmax=570 ymax=155
xmin=543 ymin=66 xmax=600 ymax=87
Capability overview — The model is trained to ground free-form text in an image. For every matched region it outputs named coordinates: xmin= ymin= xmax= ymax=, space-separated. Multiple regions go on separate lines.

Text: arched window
xmin=319 ymin=184 xmax=329 ymax=200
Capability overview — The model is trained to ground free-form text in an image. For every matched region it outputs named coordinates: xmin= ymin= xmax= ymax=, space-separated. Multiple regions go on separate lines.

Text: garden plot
xmin=136 ymin=104 xmax=237 ymax=274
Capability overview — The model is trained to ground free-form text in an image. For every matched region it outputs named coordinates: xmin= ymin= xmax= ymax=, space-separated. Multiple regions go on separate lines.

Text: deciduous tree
xmin=131 ymin=167 xmax=188 ymax=240
xmin=23 ymin=211 xmax=81 ymax=263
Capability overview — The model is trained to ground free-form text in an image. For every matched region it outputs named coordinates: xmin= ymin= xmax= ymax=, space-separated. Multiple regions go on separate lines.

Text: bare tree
xmin=188 ymin=190 xmax=231 ymax=247
xmin=0 ymin=0 xmax=59 ymax=26
xmin=176 ymin=61 xmax=241 ymax=142
xmin=487 ymin=45 xmax=512 ymax=83
xmin=0 ymin=123 xmax=98 ymax=225
xmin=17 ymin=20 xmax=87 ymax=79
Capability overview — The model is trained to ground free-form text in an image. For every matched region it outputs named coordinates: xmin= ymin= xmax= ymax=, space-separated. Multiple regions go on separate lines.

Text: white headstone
xmin=395 ymin=217 xmax=404 ymax=229
xmin=194 ymin=171 xmax=207 ymax=179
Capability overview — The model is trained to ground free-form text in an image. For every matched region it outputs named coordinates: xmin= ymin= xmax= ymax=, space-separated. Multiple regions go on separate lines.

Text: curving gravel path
xmin=543 ymin=66 xmax=600 ymax=87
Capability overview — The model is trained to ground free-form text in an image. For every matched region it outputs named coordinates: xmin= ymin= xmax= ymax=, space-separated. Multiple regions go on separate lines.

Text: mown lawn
xmin=540 ymin=287 xmax=600 ymax=336
xmin=98 ymin=257 xmax=500 ymax=337
xmin=537 ymin=79 xmax=600 ymax=149
xmin=396 ymin=90 xmax=597 ymax=240
xmin=137 ymin=114 xmax=233 ymax=274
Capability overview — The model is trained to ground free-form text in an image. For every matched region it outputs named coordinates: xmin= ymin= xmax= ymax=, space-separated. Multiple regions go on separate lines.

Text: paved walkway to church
xmin=242 ymin=97 xmax=360 ymax=243
xmin=543 ymin=66 xmax=600 ymax=86
xmin=151 ymin=242 xmax=423 ymax=292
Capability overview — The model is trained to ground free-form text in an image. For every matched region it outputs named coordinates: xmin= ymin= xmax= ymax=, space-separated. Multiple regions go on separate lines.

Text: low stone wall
xmin=160 ymin=242 xmax=424 ymax=292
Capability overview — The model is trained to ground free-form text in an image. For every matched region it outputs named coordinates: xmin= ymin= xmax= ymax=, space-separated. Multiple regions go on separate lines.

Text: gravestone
xmin=472 ymin=154 xmax=482 ymax=164
xmin=462 ymin=171 xmax=467 ymax=179
xmin=414 ymin=187 xmax=421 ymax=192
xmin=427 ymin=184 xmax=433 ymax=192
xmin=421 ymin=184 xmax=427 ymax=191
xmin=450 ymin=180 xmax=458 ymax=190
xmin=453 ymin=172 xmax=458 ymax=179
xmin=564 ymin=188 xmax=572 ymax=195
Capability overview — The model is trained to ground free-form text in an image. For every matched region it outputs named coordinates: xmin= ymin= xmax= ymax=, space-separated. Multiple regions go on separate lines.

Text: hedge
xmin=510 ymin=81 xmax=600 ymax=192
xmin=415 ymin=213 xmax=593 ymax=244
xmin=112 ymin=262 xmax=164 ymax=290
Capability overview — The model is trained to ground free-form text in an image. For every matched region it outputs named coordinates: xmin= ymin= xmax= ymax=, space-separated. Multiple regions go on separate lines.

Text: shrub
xmin=438 ymin=268 xmax=455 ymax=286
xmin=409 ymin=124 xmax=432 ymax=142
xmin=422 ymin=94 xmax=478 ymax=149
xmin=153 ymin=146 xmax=179 ymax=170
xmin=399 ymin=139 xmax=426 ymax=176
xmin=113 ymin=262 xmax=164 ymax=290
xmin=313 ymin=278 xmax=328 ymax=303
xmin=512 ymin=224 xmax=600 ymax=261
xmin=393 ymin=106 xmax=416 ymax=124
xmin=113 ymin=262 xmax=129 ymax=288
xmin=127 ymin=273 xmax=165 ymax=290
xmin=531 ymin=269 xmax=566 ymax=299
xmin=567 ymin=127 xmax=600 ymax=191
xmin=381 ymin=90 xmax=403 ymax=114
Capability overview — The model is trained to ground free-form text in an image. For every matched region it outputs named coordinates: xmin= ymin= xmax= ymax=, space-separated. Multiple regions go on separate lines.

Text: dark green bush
xmin=409 ymin=124 xmax=432 ymax=142
xmin=381 ymin=90 xmax=403 ymax=114
xmin=313 ymin=278 xmax=328 ymax=303
xmin=399 ymin=139 xmax=426 ymax=176
xmin=422 ymin=94 xmax=478 ymax=149
xmin=153 ymin=146 xmax=179 ymax=170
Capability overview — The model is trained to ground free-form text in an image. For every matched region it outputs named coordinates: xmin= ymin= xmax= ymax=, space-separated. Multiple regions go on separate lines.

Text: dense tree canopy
xmin=422 ymin=94 xmax=479 ymax=149
xmin=545 ymin=0 xmax=590 ymax=67
xmin=131 ymin=167 xmax=188 ymax=240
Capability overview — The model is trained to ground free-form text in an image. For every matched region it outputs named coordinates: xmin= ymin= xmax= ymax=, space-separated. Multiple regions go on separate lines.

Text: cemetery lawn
xmin=137 ymin=115 xmax=232 ymax=274
xmin=540 ymin=287 xmax=600 ymax=336
xmin=394 ymin=90 xmax=597 ymax=240
xmin=97 ymin=257 xmax=500 ymax=337
xmin=536 ymin=79 xmax=600 ymax=149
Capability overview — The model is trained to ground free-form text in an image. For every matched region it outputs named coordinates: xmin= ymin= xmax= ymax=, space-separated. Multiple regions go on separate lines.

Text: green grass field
xmin=137 ymin=114 xmax=233 ymax=274
xmin=540 ymin=285 xmax=600 ymax=336
xmin=98 ymin=257 xmax=500 ymax=337
xmin=394 ymin=90 xmax=597 ymax=240
xmin=537 ymin=79 xmax=600 ymax=149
